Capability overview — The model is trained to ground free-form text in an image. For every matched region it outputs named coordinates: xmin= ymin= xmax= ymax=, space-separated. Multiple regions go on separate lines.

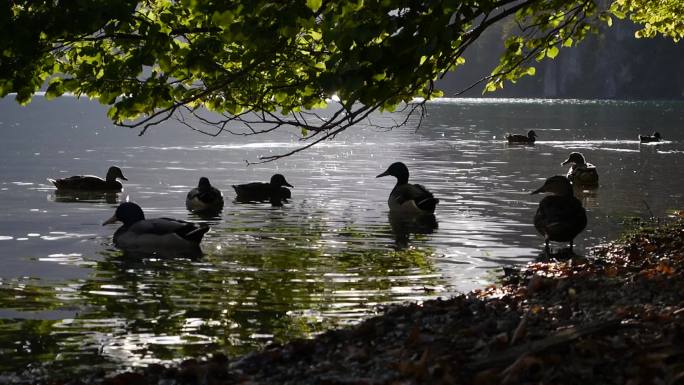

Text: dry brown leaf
xmin=472 ymin=368 xmax=500 ymax=385
xmin=500 ymin=354 xmax=543 ymax=384
xmin=510 ymin=314 xmax=528 ymax=346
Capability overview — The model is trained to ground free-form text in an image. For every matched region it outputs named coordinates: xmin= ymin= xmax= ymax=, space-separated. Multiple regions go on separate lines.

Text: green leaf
xmin=306 ymin=0 xmax=322 ymax=12
xmin=546 ymin=45 xmax=559 ymax=59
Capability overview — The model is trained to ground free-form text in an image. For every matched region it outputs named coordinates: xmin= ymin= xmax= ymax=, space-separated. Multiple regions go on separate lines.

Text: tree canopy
xmin=1 ymin=0 xmax=682 ymax=159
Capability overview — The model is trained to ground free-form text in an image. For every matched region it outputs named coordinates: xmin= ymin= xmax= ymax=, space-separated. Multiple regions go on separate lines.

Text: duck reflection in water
xmin=531 ymin=176 xmax=587 ymax=258
xmin=116 ymin=246 xmax=204 ymax=260
xmin=389 ymin=212 xmax=438 ymax=249
xmin=50 ymin=190 xmax=119 ymax=204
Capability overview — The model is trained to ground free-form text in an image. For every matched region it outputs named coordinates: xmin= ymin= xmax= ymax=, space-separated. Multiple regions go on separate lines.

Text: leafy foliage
xmin=1 ymin=1 xmax=682 ymax=158
xmin=611 ymin=0 xmax=684 ymax=41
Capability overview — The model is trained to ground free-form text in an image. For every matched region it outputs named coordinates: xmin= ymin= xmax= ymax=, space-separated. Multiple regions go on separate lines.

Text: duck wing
xmin=506 ymin=134 xmax=534 ymax=143
xmin=232 ymin=182 xmax=271 ymax=202
xmin=50 ymin=175 xmax=121 ymax=191
xmin=568 ymin=164 xmax=599 ymax=185
xmin=187 ymin=187 xmax=224 ymax=205
xmin=534 ymin=196 xmax=587 ymax=242
xmin=129 ymin=218 xmax=209 ymax=244
xmin=391 ymin=184 xmax=439 ymax=213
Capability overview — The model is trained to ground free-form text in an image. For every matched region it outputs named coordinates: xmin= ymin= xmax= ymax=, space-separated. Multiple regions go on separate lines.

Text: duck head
xmin=103 ymin=202 xmax=145 ymax=226
xmin=527 ymin=130 xmax=537 ymax=139
xmin=561 ymin=152 xmax=586 ymax=166
xmin=198 ymin=176 xmax=212 ymax=191
xmin=270 ymin=174 xmax=293 ymax=188
xmin=653 ymin=132 xmax=662 ymax=139
xmin=105 ymin=166 xmax=128 ymax=182
xmin=377 ymin=162 xmax=409 ymax=184
xmin=531 ymin=175 xmax=574 ymax=197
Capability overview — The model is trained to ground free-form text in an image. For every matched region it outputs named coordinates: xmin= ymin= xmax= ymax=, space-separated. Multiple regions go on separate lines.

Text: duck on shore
xmin=639 ymin=132 xmax=661 ymax=143
xmin=232 ymin=174 xmax=293 ymax=207
xmin=505 ymin=130 xmax=537 ymax=144
xmin=561 ymin=152 xmax=599 ymax=186
xmin=376 ymin=162 xmax=439 ymax=215
xmin=49 ymin=166 xmax=127 ymax=192
xmin=186 ymin=177 xmax=224 ymax=214
xmin=531 ymin=175 xmax=587 ymax=252
xmin=103 ymin=202 xmax=209 ymax=253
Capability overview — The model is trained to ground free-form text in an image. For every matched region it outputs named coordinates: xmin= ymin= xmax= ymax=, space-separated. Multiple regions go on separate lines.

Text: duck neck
xmin=560 ymin=184 xmax=575 ymax=197
xmin=394 ymin=174 xmax=409 ymax=186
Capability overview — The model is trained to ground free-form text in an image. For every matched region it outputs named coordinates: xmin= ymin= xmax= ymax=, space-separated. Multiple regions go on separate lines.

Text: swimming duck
xmin=561 ymin=152 xmax=599 ymax=186
xmin=186 ymin=177 xmax=224 ymax=214
xmin=103 ymin=202 xmax=209 ymax=253
xmin=49 ymin=166 xmax=127 ymax=191
xmin=232 ymin=174 xmax=293 ymax=206
xmin=531 ymin=175 xmax=587 ymax=251
xmin=505 ymin=130 xmax=537 ymax=144
xmin=376 ymin=162 xmax=439 ymax=214
xmin=639 ymin=132 xmax=661 ymax=143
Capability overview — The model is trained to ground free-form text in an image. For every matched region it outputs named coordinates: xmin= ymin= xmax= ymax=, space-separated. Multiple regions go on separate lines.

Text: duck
xmin=531 ymin=175 xmax=587 ymax=251
xmin=232 ymin=174 xmax=293 ymax=206
xmin=561 ymin=152 xmax=599 ymax=186
xmin=103 ymin=202 xmax=209 ymax=253
xmin=376 ymin=162 xmax=439 ymax=214
xmin=639 ymin=132 xmax=661 ymax=143
xmin=505 ymin=130 xmax=537 ymax=144
xmin=185 ymin=177 xmax=224 ymax=214
xmin=48 ymin=166 xmax=127 ymax=192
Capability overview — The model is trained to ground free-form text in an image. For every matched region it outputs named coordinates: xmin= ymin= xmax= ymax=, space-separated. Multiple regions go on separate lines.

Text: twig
xmin=466 ymin=318 xmax=623 ymax=371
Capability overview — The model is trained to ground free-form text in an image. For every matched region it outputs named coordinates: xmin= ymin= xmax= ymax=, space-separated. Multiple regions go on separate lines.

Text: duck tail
xmin=47 ymin=178 xmax=66 ymax=189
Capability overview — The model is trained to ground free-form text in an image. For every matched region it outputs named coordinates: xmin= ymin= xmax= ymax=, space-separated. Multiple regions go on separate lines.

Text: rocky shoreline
xmin=48 ymin=219 xmax=684 ymax=384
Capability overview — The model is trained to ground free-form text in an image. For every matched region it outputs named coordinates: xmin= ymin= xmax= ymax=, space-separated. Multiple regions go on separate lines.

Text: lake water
xmin=0 ymin=96 xmax=682 ymax=379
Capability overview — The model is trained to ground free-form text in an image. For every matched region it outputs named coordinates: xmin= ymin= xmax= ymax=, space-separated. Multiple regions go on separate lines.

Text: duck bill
xmin=102 ymin=214 xmax=119 ymax=226
xmin=120 ymin=176 xmax=128 ymax=181
xmin=284 ymin=182 xmax=294 ymax=188
xmin=376 ymin=171 xmax=389 ymax=178
xmin=561 ymin=158 xmax=571 ymax=166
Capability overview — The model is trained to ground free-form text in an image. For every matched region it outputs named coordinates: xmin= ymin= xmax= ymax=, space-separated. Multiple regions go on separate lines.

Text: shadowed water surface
xmin=0 ymin=96 xmax=682 ymax=379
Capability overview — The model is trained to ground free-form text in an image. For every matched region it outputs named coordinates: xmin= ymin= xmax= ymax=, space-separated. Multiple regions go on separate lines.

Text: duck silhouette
xmin=103 ymin=202 xmax=209 ymax=254
xmin=506 ymin=130 xmax=537 ymax=144
xmin=186 ymin=177 xmax=224 ymax=214
xmin=531 ymin=176 xmax=587 ymax=252
xmin=376 ymin=162 xmax=438 ymax=214
xmin=232 ymin=174 xmax=293 ymax=206
xmin=639 ymin=132 xmax=661 ymax=143
xmin=561 ymin=152 xmax=599 ymax=186
xmin=49 ymin=166 xmax=127 ymax=192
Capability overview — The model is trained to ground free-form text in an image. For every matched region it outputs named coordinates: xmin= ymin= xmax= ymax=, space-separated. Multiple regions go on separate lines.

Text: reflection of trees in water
xmin=0 ymin=215 xmax=443 ymax=379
